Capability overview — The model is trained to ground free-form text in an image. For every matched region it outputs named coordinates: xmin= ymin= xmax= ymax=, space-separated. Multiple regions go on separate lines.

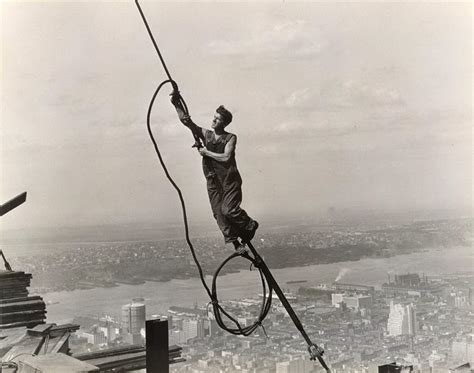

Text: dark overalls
xmin=202 ymin=130 xmax=254 ymax=243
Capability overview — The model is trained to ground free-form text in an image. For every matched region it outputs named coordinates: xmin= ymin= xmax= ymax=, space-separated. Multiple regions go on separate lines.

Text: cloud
xmin=275 ymin=120 xmax=306 ymax=132
xmin=208 ymin=20 xmax=324 ymax=58
xmin=160 ymin=122 xmax=186 ymax=137
xmin=274 ymin=117 xmax=350 ymax=136
xmin=283 ymin=80 xmax=403 ymax=113
xmin=340 ymin=79 xmax=402 ymax=106
xmin=285 ymin=88 xmax=312 ymax=108
xmin=256 ymin=143 xmax=279 ymax=156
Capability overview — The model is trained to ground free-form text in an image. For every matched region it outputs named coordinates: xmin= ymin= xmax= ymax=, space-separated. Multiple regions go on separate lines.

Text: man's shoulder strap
xmin=224 ymin=133 xmax=236 ymax=143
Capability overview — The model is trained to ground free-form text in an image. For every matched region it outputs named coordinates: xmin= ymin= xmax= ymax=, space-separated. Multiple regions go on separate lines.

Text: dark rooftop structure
xmin=382 ymin=273 xmax=443 ymax=296
xmin=379 ymin=362 xmax=414 ymax=373
xmin=0 ymin=270 xmax=47 ymax=330
xmin=0 ymin=193 xmax=183 ymax=371
xmin=0 ymin=319 xmax=182 ymax=372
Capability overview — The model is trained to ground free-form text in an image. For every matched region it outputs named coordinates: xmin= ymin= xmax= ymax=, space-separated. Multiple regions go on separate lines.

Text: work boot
xmin=241 ymin=220 xmax=259 ymax=243
xmin=232 ymin=240 xmax=248 ymax=255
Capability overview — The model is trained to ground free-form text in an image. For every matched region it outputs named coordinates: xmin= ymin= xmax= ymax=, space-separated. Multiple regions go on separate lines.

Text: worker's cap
xmin=216 ymin=105 xmax=233 ymax=126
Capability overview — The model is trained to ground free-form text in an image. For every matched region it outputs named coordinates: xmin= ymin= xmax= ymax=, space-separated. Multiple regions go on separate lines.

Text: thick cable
xmin=136 ymin=0 xmax=273 ymax=337
xmin=135 ymin=0 xmax=173 ymax=81
xmin=144 ymin=80 xmax=272 ymax=335
xmin=211 ymin=252 xmax=272 ymax=335
xmin=135 ymin=4 xmax=329 ymax=370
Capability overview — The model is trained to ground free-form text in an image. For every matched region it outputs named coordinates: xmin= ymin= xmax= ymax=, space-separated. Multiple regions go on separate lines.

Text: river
xmin=41 ymin=246 xmax=473 ymax=324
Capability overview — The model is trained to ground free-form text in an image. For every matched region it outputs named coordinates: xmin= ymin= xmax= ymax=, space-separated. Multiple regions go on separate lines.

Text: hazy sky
xmin=1 ymin=1 xmax=472 ymax=231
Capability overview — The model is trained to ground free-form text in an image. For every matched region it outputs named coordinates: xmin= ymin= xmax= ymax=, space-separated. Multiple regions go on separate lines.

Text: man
xmin=171 ymin=92 xmax=258 ymax=252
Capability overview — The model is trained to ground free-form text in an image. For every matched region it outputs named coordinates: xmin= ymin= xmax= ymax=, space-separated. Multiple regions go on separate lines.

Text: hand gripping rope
xmin=135 ymin=1 xmax=330 ymax=370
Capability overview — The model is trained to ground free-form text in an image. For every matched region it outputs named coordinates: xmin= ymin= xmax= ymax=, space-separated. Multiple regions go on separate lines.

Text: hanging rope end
xmin=256 ymin=320 xmax=269 ymax=339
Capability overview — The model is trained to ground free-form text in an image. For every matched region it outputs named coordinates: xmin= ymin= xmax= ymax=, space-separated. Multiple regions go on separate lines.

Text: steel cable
xmin=136 ymin=0 xmax=273 ymax=337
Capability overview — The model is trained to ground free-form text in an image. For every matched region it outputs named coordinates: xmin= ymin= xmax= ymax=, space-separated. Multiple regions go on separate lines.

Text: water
xmin=41 ymin=246 xmax=473 ymax=324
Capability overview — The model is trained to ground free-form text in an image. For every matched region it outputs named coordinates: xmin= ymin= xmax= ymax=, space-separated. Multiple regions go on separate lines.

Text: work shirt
xmin=202 ymin=130 xmax=242 ymax=189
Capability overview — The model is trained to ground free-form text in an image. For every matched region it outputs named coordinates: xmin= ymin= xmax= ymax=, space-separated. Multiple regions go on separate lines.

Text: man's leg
xmin=206 ymin=177 xmax=239 ymax=244
xmin=221 ymin=179 xmax=258 ymax=242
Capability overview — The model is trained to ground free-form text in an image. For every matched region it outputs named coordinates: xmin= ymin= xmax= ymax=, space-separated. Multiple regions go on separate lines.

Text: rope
xmin=211 ymin=252 xmax=272 ymax=336
xmin=135 ymin=4 xmax=331 ymax=371
xmin=135 ymin=0 xmax=173 ymax=81
xmin=135 ymin=0 xmax=272 ymax=338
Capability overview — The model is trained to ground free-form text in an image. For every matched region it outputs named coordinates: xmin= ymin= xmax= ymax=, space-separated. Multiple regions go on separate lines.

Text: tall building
xmin=182 ymin=319 xmax=198 ymax=341
xmin=121 ymin=301 xmax=146 ymax=334
xmin=453 ymin=288 xmax=472 ymax=309
xmin=99 ymin=322 xmax=118 ymax=342
xmin=387 ymin=302 xmax=417 ymax=336
xmin=172 ymin=318 xmax=205 ymax=344
xmin=208 ymin=319 xmax=220 ymax=337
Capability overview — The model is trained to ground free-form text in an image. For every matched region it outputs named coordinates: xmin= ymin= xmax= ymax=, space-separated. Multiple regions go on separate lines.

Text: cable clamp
xmin=308 ymin=344 xmax=324 ymax=360
xmin=206 ymin=300 xmax=219 ymax=316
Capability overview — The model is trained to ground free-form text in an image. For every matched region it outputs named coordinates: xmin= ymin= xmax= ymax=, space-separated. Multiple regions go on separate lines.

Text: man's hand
xmin=170 ymin=90 xmax=181 ymax=106
xmin=198 ymin=147 xmax=208 ymax=157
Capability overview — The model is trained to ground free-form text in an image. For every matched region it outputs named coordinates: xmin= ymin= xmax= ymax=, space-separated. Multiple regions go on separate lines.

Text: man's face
xmin=211 ymin=112 xmax=226 ymax=130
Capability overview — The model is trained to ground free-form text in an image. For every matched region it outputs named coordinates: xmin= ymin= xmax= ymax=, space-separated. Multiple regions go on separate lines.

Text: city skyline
xmin=1 ymin=4 xmax=472 ymax=368
xmin=1 ymin=214 xmax=472 ymax=371
xmin=2 ymin=2 xmax=471 ymax=232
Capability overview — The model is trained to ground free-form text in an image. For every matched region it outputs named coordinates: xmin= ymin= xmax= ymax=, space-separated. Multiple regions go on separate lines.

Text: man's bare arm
xmin=200 ymin=135 xmax=236 ymax=162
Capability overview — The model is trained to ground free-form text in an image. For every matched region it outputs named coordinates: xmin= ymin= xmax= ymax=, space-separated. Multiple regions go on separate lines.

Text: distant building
xmin=453 ymin=288 xmax=473 ymax=309
xmin=169 ymin=329 xmax=183 ymax=345
xmin=428 ymin=350 xmax=446 ymax=371
xmin=237 ymin=316 xmax=255 ymax=327
xmin=449 ymin=362 xmax=473 ymax=372
xmin=276 ymin=356 xmax=313 ymax=373
xmin=183 ymin=318 xmax=205 ymax=341
xmin=378 ymin=362 xmax=413 ymax=373
xmin=98 ymin=322 xmax=118 ymax=342
xmin=93 ymin=330 xmax=107 ymax=346
xmin=207 ymin=319 xmax=220 ymax=337
xmin=332 ymin=282 xmax=375 ymax=295
xmin=168 ymin=306 xmax=207 ymax=318
xmin=121 ymin=301 xmax=146 ymax=334
xmin=387 ymin=302 xmax=417 ymax=336
xmin=332 ymin=293 xmax=372 ymax=310
xmin=172 ymin=317 xmax=183 ymax=330
xmin=79 ymin=327 xmax=107 ymax=346
xmin=382 ymin=273 xmax=442 ymax=296
xmin=452 ymin=336 xmax=474 ymax=363
xmin=394 ymin=274 xmax=423 ymax=287
xmin=123 ymin=332 xmax=142 ymax=345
